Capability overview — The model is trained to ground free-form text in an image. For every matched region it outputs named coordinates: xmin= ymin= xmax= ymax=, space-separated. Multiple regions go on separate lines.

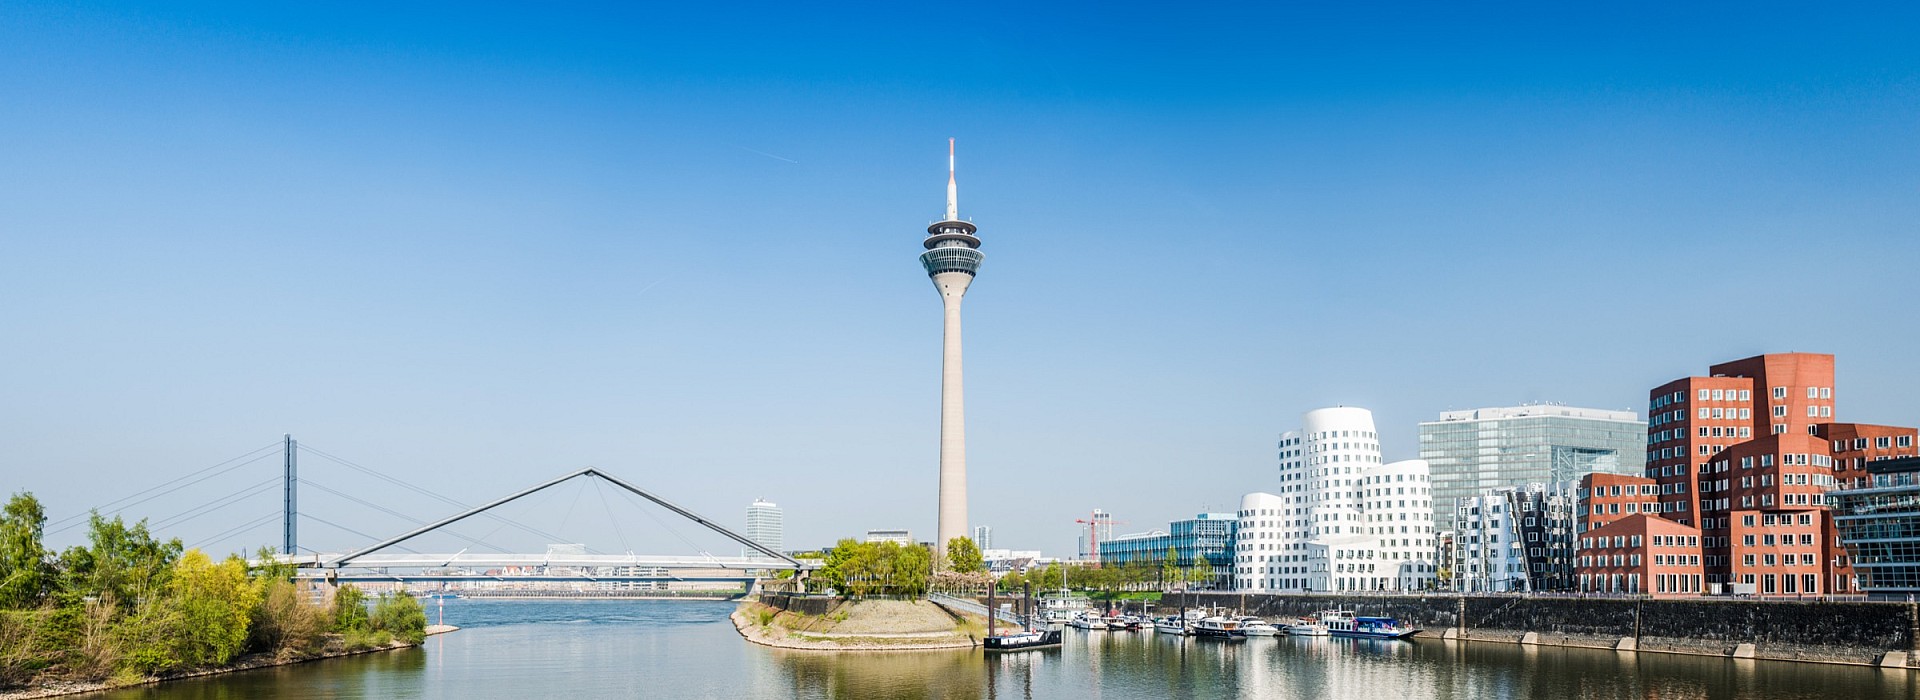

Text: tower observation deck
xmin=923 ymin=139 xmax=982 ymax=562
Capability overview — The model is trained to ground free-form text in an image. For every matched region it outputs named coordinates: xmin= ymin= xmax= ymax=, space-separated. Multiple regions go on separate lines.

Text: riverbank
xmin=731 ymin=599 xmax=982 ymax=651
xmin=0 ymin=626 xmax=459 ymax=700
xmin=1163 ymin=591 xmax=1920 ymax=669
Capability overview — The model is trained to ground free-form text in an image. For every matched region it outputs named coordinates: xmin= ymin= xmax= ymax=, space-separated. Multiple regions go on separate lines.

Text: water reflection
xmin=79 ymin=601 xmax=1918 ymax=700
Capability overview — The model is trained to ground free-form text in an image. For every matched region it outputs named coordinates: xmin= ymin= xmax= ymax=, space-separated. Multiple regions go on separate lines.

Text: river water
xmin=89 ymin=599 xmax=1917 ymax=699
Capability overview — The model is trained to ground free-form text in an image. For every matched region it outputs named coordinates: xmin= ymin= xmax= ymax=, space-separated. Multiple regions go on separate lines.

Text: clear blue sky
xmin=3 ymin=2 xmax=1918 ymax=557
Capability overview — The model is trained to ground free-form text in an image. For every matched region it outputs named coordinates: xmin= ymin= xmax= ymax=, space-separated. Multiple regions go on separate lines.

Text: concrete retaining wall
xmin=759 ymin=592 xmax=837 ymax=616
xmin=1160 ymin=592 xmax=1919 ymax=667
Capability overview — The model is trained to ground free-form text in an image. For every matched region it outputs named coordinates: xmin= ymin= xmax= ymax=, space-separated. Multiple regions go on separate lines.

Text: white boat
xmin=1067 ymin=612 xmax=1108 ymax=630
xmin=1236 ymin=616 xmax=1280 ymax=637
xmin=1284 ymin=620 xmax=1329 ymax=637
xmin=1191 ymin=616 xmax=1247 ymax=640
xmin=1152 ymin=616 xmax=1190 ymax=635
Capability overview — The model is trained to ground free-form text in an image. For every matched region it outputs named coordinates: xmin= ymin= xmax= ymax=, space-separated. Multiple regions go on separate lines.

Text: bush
xmin=370 ymin=592 xmax=426 ymax=645
xmin=248 ymin=579 xmax=329 ymax=659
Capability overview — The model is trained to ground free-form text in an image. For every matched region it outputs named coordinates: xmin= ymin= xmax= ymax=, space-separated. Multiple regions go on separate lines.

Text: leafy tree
xmin=371 ymin=592 xmax=427 ymax=644
xmin=1189 ymin=557 xmax=1216 ymax=589
xmin=56 ymin=514 xmax=182 ymax=611
xmin=165 ymin=551 xmax=259 ymax=668
xmin=945 ymin=537 xmax=984 ymax=573
xmin=894 ymin=544 xmax=932 ymax=596
xmin=330 ymin=585 xmax=370 ymax=633
xmin=1160 ymin=548 xmax=1180 ymax=590
xmin=816 ymin=539 xmax=860 ymax=593
xmin=0 ymin=493 xmax=50 ymax=608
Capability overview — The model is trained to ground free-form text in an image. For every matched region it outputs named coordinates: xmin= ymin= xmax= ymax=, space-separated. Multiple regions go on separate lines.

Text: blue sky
xmin=3 ymin=2 xmax=1918 ymax=557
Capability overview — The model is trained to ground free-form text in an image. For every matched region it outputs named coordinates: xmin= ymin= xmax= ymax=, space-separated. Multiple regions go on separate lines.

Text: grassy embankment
xmin=734 ymin=598 xmax=985 ymax=650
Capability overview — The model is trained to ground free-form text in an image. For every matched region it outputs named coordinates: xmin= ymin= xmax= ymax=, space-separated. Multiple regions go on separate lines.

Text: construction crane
xmin=1074 ymin=510 xmax=1129 ymax=566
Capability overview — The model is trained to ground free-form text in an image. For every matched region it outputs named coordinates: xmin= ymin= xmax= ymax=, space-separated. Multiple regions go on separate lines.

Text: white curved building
xmin=1237 ymin=407 xmax=1438 ymax=592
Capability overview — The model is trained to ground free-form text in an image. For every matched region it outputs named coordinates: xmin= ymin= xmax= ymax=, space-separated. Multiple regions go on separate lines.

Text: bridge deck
xmin=270 ymin=553 xmax=819 ymax=571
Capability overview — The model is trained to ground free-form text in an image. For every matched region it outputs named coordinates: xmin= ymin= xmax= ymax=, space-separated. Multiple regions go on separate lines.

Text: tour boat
xmin=1153 ymin=616 xmax=1191 ymax=635
xmin=1322 ymin=610 xmax=1418 ymax=640
xmin=1236 ymin=617 xmax=1280 ymax=637
xmin=1191 ymin=616 xmax=1247 ymax=640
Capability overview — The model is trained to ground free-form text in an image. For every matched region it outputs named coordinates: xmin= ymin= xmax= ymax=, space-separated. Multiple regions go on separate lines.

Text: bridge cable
xmin=299 ymin=514 xmax=424 ymax=555
xmin=301 ymin=478 xmax=512 ymax=554
xmin=607 ymin=484 xmax=710 ymax=559
xmin=554 ymin=477 xmax=589 ymax=540
xmin=300 ymin=444 xmax=592 ymax=551
xmin=190 ymin=510 xmax=283 ymax=552
xmin=150 ymin=477 xmax=282 ymax=532
xmin=591 ymin=479 xmax=633 ymax=555
xmin=48 ymin=444 xmax=283 ymax=534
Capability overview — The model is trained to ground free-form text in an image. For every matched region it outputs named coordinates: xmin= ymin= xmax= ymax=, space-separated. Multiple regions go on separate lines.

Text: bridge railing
xmin=927 ymin=591 xmax=1022 ymax=627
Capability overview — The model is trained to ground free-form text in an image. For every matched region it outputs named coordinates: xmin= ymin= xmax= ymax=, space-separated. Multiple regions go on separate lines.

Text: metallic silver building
xmin=921 ymin=139 xmax=984 ymax=561
xmin=1420 ymin=405 xmax=1645 ymax=533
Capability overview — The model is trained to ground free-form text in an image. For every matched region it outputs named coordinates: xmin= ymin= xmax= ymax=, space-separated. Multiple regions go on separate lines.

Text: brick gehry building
xmin=1576 ymin=353 xmax=1919 ymax=596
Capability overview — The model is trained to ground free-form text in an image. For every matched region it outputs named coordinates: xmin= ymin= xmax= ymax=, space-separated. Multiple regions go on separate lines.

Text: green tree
xmin=330 ymin=585 xmax=370 ymax=633
xmin=56 ymin=514 xmax=182 ymax=611
xmin=1188 ymin=557 xmax=1215 ymax=589
xmin=371 ymin=592 xmax=427 ymax=644
xmin=894 ymin=544 xmax=932 ymax=596
xmin=165 ymin=551 xmax=259 ymax=668
xmin=945 ymin=537 xmax=984 ymax=573
xmin=1160 ymin=548 xmax=1179 ymax=591
xmin=816 ymin=539 xmax=860 ymax=593
xmin=0 ymin=493 xmax=50 ymax=608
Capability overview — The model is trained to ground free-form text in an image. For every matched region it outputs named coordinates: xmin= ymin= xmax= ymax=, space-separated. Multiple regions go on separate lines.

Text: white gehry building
xmin=1236 ymin=406 xmax=1439 ymax=592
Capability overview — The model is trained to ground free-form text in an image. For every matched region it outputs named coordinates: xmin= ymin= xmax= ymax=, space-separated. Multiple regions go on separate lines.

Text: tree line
xmin=793 ymin=536 xmax=1217 ymax=598
xmin=0 ymin=492 xmax=427 ymax=689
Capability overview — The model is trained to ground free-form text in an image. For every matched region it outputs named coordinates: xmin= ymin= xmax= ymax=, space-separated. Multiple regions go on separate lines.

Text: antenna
xmin=946 ymin=138 xmax=958 ymax=221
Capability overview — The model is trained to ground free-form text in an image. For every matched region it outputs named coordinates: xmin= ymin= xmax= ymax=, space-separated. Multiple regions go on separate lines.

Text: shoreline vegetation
xmin=0 ymin=492 xmax=430 ymax=697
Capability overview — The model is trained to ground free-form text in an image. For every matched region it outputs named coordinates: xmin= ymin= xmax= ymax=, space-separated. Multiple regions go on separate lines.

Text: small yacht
xmin=1322 ymin=610 xmax=1418 ymax=640
xmin=1191 ymin=616 xmax=1247 ymax=640
xmin=1152 ymin=616 xmax=1191 ymax=635
xmin=1236 ymin=617 xmax=1279 ymax=637
xmin=1068 ymin=612 xmax=1108 ymax=631
xmin=1284 ymin=617 xmax=1330 ymax=637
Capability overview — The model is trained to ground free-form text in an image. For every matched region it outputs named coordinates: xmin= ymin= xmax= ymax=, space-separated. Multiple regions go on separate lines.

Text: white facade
xmin=1236 ymin=407 xmax=1439 ymax=592
xmin=1453 ymin=491 xmax=1529 ymax=592
xmin=973 ymin=525 xmax=992 ymax=550
xmin=745 ymin=499 xmax=783 ymax=555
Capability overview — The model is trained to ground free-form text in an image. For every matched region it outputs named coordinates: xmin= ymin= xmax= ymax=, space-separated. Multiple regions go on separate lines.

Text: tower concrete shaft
xmin=920 ymin=139 xmax=984 ymax=562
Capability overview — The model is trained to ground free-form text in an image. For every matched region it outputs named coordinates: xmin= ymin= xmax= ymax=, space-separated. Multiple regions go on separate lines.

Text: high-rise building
xmin=1236 ymin=407 xmax=1438 ymax=592
xmin=1077 ymin=509 xmax=1115 ymax=560
xmin=920 ymin=139 xmax=985 ymax=561
xmin=1420 ymin=405 xmax=1645 ymax=533
xmin=972 ymin=525 xmax=992 ymax=550
xmin=745 ymin=499 xmax=783 ymax=555
xmin=1642 ymin=353 xmax=1917 ymax=595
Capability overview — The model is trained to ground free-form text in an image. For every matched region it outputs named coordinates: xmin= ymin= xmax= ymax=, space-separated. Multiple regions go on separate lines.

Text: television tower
xmin=921 ymin=139 xmax=984 ymax=561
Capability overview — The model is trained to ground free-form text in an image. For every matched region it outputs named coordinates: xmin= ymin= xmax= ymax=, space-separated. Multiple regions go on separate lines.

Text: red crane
xmin=1074 ymin=511 xmax=1129 ymax=566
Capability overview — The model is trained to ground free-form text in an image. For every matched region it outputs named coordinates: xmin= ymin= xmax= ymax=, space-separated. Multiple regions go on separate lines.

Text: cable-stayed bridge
xmin=54 ymin=438 xmax=812 ymax=593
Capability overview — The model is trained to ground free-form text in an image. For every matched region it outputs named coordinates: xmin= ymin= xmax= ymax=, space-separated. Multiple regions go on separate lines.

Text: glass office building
xmin=1097 ymin=513 xmax=1237 ymax=588
xmin=1830 ymin=456 xmax=1920 ymax=598
xmin=1420 ymin=405 xmax=1645 ymax=533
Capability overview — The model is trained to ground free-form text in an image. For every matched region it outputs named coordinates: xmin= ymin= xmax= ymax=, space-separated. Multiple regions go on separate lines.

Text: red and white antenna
xmin=945 ymin=138 xmax=959 ymax=221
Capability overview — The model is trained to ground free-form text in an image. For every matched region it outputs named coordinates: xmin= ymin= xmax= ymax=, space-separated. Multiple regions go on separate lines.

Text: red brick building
xmin=1641 ymin=353 xmax=1919 ymax=596
xmin=1575 ymin=514 xmax=1704 ymax=597
xmin=1577 ymin=473 xmax=1660 ymax=533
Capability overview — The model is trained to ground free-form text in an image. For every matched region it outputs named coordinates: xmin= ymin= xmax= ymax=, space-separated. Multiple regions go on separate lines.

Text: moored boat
xmin=1191 ymin=616 xmax=1247 ymax=640
xmin=985 ymin=628 xmax=1064 ymax=652
xmin=1152 ymin=616 xmax=1190 ymax=635
xmin=1323 ymin=610 xmax=1418 ymax=640
xmin=1068 ymin=612 xmax=1108 ymax=630
xmin=1237 ymin=617 xmax=1279 ymax=637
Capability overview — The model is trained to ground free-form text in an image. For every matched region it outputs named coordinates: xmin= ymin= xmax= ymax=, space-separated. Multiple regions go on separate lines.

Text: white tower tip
xmin=945 ymin=138 xmax=959 ymax=222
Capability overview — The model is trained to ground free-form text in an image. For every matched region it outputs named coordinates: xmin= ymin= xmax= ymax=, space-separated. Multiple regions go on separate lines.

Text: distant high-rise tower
xmin=973 ymin=525 xmax=992 ymax=550
xmin=745 ymin=499 xmax=783 ymax=556
xmin=922 ymin=139 xmax=984 ymax=561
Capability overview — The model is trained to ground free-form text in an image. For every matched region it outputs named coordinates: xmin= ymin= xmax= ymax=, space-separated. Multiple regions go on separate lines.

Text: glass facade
xmin=1830 ymin=457 xmax=1920 ymax=597
xmin=1097 ymin=513 xmax=1237 ymax=588
xmin=1420 ymin=406 xmax=1646 ymax=533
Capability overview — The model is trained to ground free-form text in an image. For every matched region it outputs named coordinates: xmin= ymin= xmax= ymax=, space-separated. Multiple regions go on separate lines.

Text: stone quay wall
xmin=1160 ymin=592 xmax=1920 ymax=667
xmin=759 ymin=592 xmax=838 ymax=617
